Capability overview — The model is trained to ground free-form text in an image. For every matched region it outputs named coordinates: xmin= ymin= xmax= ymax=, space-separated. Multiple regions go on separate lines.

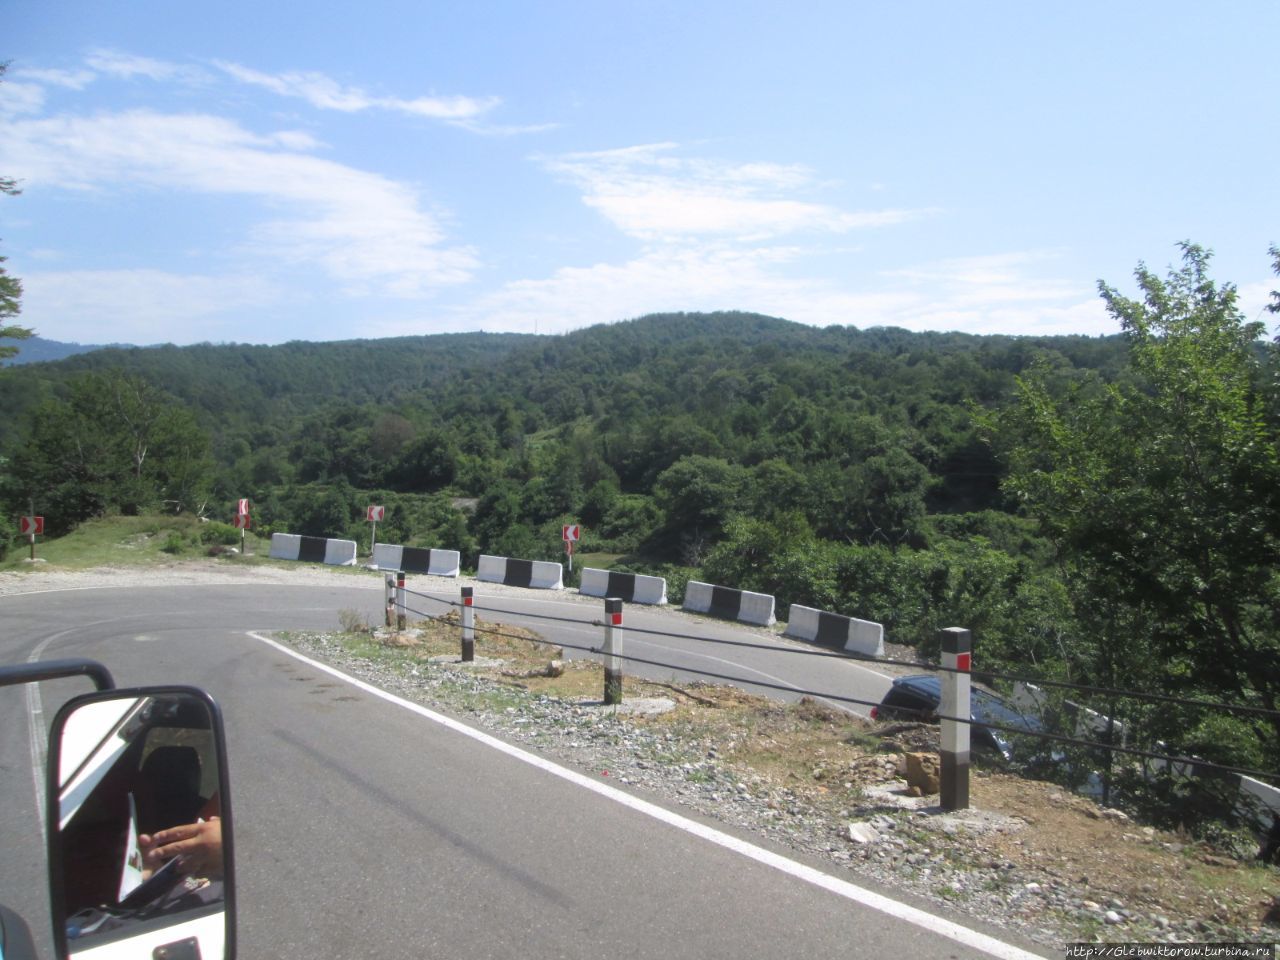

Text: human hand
xmin=138 ymin=817 xmax=223 ymax=878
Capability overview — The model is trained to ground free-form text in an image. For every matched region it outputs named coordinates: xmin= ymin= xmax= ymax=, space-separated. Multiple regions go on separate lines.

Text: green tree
xmin=0 ymin=63 xmax=33 ymax=360
xmin=990 ymin=243 xmax=1280 ymax=768
xmin=7 ymin=371 xmax=213 ymax=527
xmin=1269 ymin=243 xmax=1279 ymax=318
xmin=652 ymin=455 xmax=749 ymax=561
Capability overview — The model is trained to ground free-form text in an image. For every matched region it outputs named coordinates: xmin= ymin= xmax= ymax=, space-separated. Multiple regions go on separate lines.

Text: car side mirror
xmin=46 ymin=688 xmax=236 ymax=959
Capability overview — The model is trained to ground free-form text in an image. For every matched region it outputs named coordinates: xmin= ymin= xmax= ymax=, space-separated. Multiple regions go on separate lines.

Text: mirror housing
xmin=46 ymin=687 xmax=236 ymax=960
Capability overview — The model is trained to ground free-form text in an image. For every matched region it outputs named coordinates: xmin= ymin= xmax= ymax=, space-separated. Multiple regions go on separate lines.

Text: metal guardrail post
xmin=461 ymin=586 xmax=475 ymax=662
xmin=384 ymin=572 xmax=397 ymax=628
xmin=603 ymin=598 xmax=623 ymax=706
xmin=940 ymin=627 xmax=972 ymax=811
xmin=396 ymin=572 xmax=407 ymax=631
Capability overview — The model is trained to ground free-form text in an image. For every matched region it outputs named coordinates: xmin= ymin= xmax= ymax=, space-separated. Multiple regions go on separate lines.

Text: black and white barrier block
xmin=269 ymin=533 xmax=357 ymax=566
xmin=477 ymin=554 xmax=564 ymax=590
xmin=682 ymin=581 xmax=775 ymax=626
xmin=940 ymin=627 xmax=971 ymax=812
xmin=784 ymin=605 xmax=884 ymax=656
xmin=579 ymin=568 xmax=668 ymax=605
xmin=371 ymin=543 xmax=460 ymax=577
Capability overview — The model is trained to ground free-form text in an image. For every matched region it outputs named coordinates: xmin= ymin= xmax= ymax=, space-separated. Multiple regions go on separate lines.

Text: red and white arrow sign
xmin=237 ymin=498 xmax=250 ymax=516
xmin=562 ymin=524 xmax=580 ymax=542
xmin=19 ymin=516 xmax=44 ymax=536
xmin=233 ymin=514 xmax=251 ymax=530
xmin=367 ymin=505 xmax=386 ymax=522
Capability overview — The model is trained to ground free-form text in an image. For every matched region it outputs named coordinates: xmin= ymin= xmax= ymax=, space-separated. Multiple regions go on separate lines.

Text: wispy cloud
xmin=22 ymin=269 xmax=282 ymax=344
xmin=11 ymin=66 xmax=96 ymax=90
xmin=0 ymin=109 xmax=478 ymax=294
xmin=0 ymin=80 xmax=48 ymax=118
xmin=85 ymin=49 xmax=212 ymax=85
xmin=216 ymin=60 xmax=500 ymax=123
xmin=544 ymin=143 xmax=928 ymax=242
xmin=884 ymin=251 xmax=1084 ymax=307
xmin=445 ymin=244 xmax=1113 ymax=338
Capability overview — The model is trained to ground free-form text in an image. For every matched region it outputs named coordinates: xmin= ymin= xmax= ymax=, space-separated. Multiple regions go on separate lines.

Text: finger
xmin=150 ymin=824 xmax=197 ymax=847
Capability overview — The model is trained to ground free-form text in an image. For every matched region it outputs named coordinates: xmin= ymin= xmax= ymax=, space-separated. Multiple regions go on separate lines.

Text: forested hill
xmin=0 ymin=316 xmax=1121 ymax=504
xmin=0 ymin=311 xmax=1123 ymax=453
xmin=0 ymin=330 xmax=539 ymax=430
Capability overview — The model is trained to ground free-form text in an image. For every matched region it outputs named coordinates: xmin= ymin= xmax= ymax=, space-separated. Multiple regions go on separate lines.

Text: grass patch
xmin=1 ymin=514 xmax=273 ymax=571
xmin=574 ymin=552 xmax=626 ymax=569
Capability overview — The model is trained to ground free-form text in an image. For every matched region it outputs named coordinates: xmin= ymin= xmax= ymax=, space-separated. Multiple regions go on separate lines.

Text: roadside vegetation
xmin=0 ymin=514 xmax=269 ymax=570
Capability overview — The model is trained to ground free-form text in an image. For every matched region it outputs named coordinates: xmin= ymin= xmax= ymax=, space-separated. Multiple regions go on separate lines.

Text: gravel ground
xmin=4 ymin=560 xmax=1274 ymax=949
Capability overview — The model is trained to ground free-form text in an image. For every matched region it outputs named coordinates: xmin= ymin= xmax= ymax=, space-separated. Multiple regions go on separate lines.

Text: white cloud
xmin=0 ymin=81 xmax=48 ymax=118
xmin=215 ymin=61 xmax=500 ymax=122
xmin=544 ymin=143 xmax=927 ymax=242
xmin=444 ymin=245 xmax=1116 ymax=338
xmin=22 ymin=269 xmax=282 ymax=344
xmin=0 ymin=109 xmax=478 ymax=294
xmin=1239 ymin=279 xmax=1278 ymax=328
xmin=11 ymin=67 xmax=95 ymax=90
xmin=84 ymin=50 xmax=211 ymax=85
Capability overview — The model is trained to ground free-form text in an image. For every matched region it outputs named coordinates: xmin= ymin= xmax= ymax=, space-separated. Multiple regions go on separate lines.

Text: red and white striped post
xmin=603 ymin=598 xmax=624 ymax=706
xmin=940 ymin=627 xmax=972 ymax=811
xmin=461 ymin=586 xmax=475 ymax=662
xmin=396 ymin=573 xmax=407 ymax=631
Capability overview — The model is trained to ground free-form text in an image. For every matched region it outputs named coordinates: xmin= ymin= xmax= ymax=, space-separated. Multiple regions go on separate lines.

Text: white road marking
xmin=248 ymin=630 xmax=1045 ymax=960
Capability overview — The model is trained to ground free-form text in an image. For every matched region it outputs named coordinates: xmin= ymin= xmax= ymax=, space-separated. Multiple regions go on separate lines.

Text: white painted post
xmin=603 ymin=598 xmax=623 ymax=706
xmin=461 ymin=586 xmax=475 ymax=662
xmin=940 ymin=627 xmax=972 ymax=811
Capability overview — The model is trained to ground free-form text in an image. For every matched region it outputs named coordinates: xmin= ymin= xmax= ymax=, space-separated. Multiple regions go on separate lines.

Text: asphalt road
xmin=404 ymin=579 xmax=899 ymax=715
xmin=0 ymin=575 xmax=1046 ymax=960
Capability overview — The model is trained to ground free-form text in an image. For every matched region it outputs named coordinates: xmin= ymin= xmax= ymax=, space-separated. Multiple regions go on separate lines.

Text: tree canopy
xmin=988 ymin=243 xmax=1280 ymax=770
xmin=0 ymin=63 xmax=32 ymax=360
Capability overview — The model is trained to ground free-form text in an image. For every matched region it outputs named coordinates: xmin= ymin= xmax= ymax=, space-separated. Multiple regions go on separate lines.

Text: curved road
xmin=0 ymin=573 xmax=1045 ymax=960
xmin=403 ymin=579 xmax=898 ymax=714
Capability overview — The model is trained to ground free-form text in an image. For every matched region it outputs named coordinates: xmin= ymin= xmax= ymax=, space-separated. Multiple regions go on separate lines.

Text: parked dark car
xmin=870 ymin=674 xmax=1043 ymax=762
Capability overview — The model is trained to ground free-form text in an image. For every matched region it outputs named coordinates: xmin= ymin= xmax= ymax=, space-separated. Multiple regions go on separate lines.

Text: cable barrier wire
xmin=387 ymin=585 xmax=1280 ymax=784
xmin=438 ymin=617 xmax=1280 ymax=785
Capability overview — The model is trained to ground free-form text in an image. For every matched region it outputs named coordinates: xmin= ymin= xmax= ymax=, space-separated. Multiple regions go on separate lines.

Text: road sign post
xmin=19 ymin=515 xmax=44 ymax=561
xmin=367 ymin=505 xmax=385 ymax=555
xmin=233 ymin=512 xmax=251 ymax=555
xmin=236 ymin=499 xmax=251 ymax=555
xmin=562 ymin=524 xmax=580 ymax=573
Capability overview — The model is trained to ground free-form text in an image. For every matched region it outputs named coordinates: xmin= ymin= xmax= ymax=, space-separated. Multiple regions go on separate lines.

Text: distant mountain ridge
xmin=0 ymin=335 xmax=132 ymax=366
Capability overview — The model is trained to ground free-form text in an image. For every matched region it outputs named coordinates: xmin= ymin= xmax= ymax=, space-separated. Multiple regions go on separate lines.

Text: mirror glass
xmin=49 ymin=689 xmax=231 ymax=959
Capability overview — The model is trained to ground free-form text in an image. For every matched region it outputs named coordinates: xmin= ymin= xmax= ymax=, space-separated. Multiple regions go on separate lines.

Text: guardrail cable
xmin=382 ymin=584 xmax=1280 ymax=780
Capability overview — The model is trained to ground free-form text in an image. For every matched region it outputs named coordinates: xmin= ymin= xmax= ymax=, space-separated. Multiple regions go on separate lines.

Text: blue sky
xmin=3 ymin=1 xmax=1277 ymax=346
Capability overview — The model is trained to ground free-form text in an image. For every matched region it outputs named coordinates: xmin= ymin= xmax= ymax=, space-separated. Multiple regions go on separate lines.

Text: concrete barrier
xmin=371 ymin=543 xmax=460 ymax=577
xmin=269 ymin=533 xmax=357 ymax=566
xmin=1240 ymin=776 xmax=1280 ymax=831
xmin=784 ymin=605 xmax=884 ymax=657
xmin=683 ymin=580 xmax=775 ymax=626
xmin=579 ymin=568 xmax=668 ymax=605
xmin=477 ymin=554 xmax=564 ymax=590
